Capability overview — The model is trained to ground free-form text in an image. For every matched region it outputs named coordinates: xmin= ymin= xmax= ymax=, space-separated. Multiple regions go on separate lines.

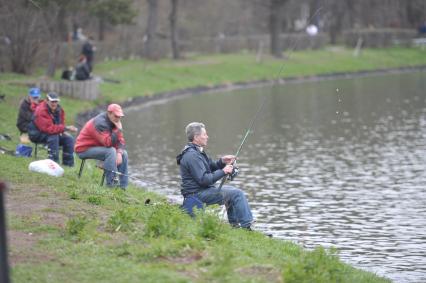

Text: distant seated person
xmin=75 ymin=104 xmax=128 ymax=189
xmin=61 ymin=67 xmax=74 ymax=81
xmin=16 ymin=87 xmax=43 ymax=144
xmin=75 ymin=55 xmax=91 ymax=81
xmin=419 ymin=21 xmax=426 ymax=36
xmin=28 ymin=93 xmax=78 ymax=166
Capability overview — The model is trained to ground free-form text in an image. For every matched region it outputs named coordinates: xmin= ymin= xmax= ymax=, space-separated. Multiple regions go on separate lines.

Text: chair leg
xmin=34 ymin=143 xmax=38 ymax=159
xmin=78 ymin=159 xmax=86 ymax=178
xmin=100 ymin=171 xmax=105 ymax=186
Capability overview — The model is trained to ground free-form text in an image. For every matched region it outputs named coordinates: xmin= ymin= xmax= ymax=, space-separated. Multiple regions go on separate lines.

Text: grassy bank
xmin=2 ymin=46 xmax=423 ymax=282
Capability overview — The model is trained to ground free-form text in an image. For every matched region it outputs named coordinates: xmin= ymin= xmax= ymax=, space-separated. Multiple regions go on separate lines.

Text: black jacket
xmin=75 ymin=61 xmax=91 ymax=81
xmin=16 ymin=97 xmax=34 ymax=133
xmin=177 ymin=143 xmax=226 ymax=197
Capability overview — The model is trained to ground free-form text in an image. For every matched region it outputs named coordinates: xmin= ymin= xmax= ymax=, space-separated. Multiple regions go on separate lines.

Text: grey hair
xmin=185 ymin=122 xmax=205 ymax=142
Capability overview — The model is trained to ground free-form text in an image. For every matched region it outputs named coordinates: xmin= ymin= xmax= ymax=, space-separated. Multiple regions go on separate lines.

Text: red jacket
xmin=75 ymin=112 xmax=125 ymax=153
xmin=33 ymin=100 xmax=65 ymax=134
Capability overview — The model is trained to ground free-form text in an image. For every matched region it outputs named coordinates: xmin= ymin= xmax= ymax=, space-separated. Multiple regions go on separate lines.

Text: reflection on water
xmin=125 ymin=71 xmax=426 ymax=283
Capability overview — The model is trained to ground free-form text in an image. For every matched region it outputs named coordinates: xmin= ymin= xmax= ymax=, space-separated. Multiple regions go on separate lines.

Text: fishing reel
xmin=112 ymin=176 xmax=120 ymax=186
xmin=228 ymin=164 xmax=239 ymax=181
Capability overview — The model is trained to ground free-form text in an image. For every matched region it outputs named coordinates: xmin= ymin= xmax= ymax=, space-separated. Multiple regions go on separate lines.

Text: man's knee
xmin=47 ymin=134 xmax=59 ymax=144
xmin=234 ymin=188 xmax=245 ymax=198
xmin=121 ymin=150 xmax=128 ymax=163
xmin=105 ymin=147 xmax=117 ymax=157
xmin=63 ymin=135 xmax=75 ymax=149
xmin=226 ymin=187 xmax=246 ymax=202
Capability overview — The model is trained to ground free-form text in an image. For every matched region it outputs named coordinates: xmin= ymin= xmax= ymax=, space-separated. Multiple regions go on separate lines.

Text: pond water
xmin=124 ymin=71 xmax=426 ymax=283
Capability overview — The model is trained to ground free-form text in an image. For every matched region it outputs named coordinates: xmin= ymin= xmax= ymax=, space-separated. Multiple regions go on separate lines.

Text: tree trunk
xmin=329 ymin=1 xmax=346 ymax=45
xmin=269 ymin=0 xmax=287 ymax=58
xmin=44 ymin=6 xmax=66 ymax=77
xmin=143 ymin=0 xmax=158 ymax=59
xmin=98 ymin=17 xmax=105 ymax=41
xmin=169 ymin=0 xmax=180 ymax=59
xmin=345 ymin=0 xmax=356 ymax=29
xmin=56 ymin=7 xmax=69 ymax=41
xmin=45 ymin=43 xmax=60 ymax=77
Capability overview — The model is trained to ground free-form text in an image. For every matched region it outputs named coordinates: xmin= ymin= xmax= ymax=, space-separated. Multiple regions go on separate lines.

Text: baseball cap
xmin=29 ymin=88 xmax=41 ymax=98
xmin=47 ymin=92 xmax=60 ymax=102
xmin=107 ymin=104 xmax=124 ymax=117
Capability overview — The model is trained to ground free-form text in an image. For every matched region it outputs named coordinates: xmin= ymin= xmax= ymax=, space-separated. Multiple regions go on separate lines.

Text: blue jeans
xmin=37 ymin=133 xmax=75 ymax=166
xmin=197 ymin=185 xmax=253 ymax=228
xmin=77 ymin=147 xmax=128 ymax=188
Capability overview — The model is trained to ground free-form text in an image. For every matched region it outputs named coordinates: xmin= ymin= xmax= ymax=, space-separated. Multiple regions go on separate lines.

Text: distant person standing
xmin=81 ymin=36 xmax=96 ymax=72
xmin=419 ymin=21 xmax=426 ymax=36
xmin=16 ymin=87 xmax=43 ymax=143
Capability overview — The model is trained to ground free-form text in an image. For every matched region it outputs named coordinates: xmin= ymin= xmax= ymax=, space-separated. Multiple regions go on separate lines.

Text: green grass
xmin=92 ymin=47 xmax=426 ymax=101
xmin=2 ymin=47 xmax=422 ymax=282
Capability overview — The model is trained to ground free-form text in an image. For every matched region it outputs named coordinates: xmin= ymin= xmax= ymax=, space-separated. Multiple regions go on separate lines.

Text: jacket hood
xmin=176 ymin=143 xmax=199 ymax=165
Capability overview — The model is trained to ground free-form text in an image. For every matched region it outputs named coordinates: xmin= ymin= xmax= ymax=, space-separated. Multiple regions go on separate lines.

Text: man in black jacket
xmin=81 ymin=36 xmax=96 ymax=72
xmin=75 ymin=55 xmax=91 ymax=81
xmin=177 ymin=122 xmax=254 ymax=229
xmin=16 ymin=87 xmax=42 ymax=143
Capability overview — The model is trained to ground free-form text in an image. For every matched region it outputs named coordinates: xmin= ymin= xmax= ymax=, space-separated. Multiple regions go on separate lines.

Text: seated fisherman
xmin=75 ymin=54 xmax=91 ymax=81
xmin=176 ymin=122 xmax=254 ymax=229
xmin=74 ymin=104 xmax=128 ymax=189
xmin=28 ymin=92 xmax=77 ymax=166
xmin=16 ymin=87 xmax=43 ymax=143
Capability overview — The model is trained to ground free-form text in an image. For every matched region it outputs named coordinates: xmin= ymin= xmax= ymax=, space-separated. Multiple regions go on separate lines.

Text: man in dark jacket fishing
xmin=177 ymin=122 xmax=254 ymax=229
xmin=28 ymin=93 xmax=77 ymax=166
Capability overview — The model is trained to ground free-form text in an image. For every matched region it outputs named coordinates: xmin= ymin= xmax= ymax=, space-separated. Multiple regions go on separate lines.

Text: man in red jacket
xmin=28 ymin=93 xmax=78 ymax=166
xmin=74 ymin=104 xmax=128 ymax=188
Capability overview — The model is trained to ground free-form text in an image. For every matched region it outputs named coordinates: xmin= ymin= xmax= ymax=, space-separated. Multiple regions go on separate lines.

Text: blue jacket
xmin=177 ymin=143 xmax=226 ymax=197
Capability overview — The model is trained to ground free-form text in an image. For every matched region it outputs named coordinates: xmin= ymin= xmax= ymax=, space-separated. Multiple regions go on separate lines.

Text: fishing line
xmin=95 ymin=165 xmax=178 ymax=193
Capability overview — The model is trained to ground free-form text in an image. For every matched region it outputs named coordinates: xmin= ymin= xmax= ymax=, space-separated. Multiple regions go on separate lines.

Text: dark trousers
xmin=38 ymin=133 xmax=75 ymax=166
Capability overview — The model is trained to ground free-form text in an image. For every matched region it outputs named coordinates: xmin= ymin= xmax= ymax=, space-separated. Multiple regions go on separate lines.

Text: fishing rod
xmin=217 ymin=7 xmax=324 ymax=191
xmin=217 ymin=89 xmax=271 ymax=191
xmin=217 ymin=64 xmax=285 ymax=191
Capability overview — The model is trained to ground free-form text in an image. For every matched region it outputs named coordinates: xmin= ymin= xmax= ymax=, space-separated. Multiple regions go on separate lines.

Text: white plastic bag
xmin=29 ymin=159 xmax=64 ymax=177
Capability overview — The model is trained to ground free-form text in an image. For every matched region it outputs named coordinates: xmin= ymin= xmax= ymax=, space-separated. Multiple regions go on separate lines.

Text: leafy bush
xmin=195 ymin=207 xmax=224 ymax=240
xmin=65 ymin=215 xmax=89 ymax=240
xmin=283 ymin=246 xmax=345 ymax=283
xmin=144 ymin=203 xmax=189 ymax=238
xmin=69 ymin=191 xmax=79 ymax=200
xmin=87 ymin=195 xmax=103 ymax=205
xmin=108 ymin=208 xmax=136 ymax=232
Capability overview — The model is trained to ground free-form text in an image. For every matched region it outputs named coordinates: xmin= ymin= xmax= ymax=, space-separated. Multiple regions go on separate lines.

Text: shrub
xmin=108 ymin=208 xmax=135 ymax=232
xmin=69 ymin=191 xmax=79 ymax=200
xmin=144 ymin=203 xmax=189 ymax=238
xmin=283 ymin=247 xmax=345 ymax=283
xmin=195 ymin=207 xmax=224 ymax=240
xmin=87 ymin=195 xmax=103 ymax=205
xmin=65 ymin=215 xmax=89 ymax=240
